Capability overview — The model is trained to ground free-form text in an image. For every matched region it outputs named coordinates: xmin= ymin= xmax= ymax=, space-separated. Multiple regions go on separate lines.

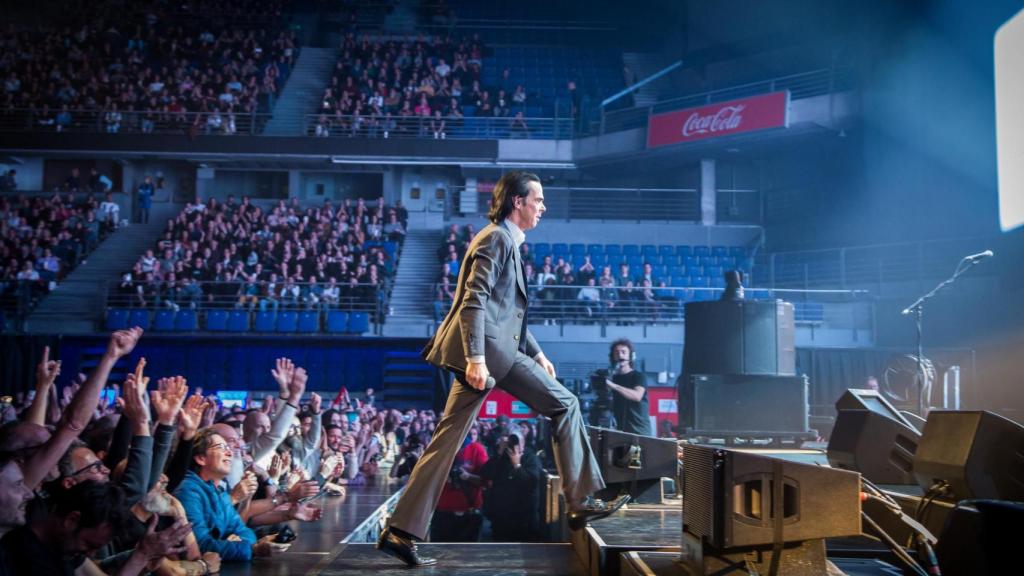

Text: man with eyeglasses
xmin=175 ymin=428 xmax=284 ymax=562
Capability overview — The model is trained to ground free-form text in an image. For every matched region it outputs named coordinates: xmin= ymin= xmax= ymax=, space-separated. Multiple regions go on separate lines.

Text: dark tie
xmin=518 ymin=256 xmax=528 ymax=352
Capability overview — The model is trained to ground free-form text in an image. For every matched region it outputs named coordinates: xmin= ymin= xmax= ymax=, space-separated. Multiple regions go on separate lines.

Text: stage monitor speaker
xmin=934 ymin=499 xmax=1024 ymax=576
xmin=683 ymin=300 xmax=795 ymax=376
xmin=835 ymin=388 xmax=918 ymax=431
xmin=587 ymin=426 xmax=677 ymax=485
xmin=682 ymin=444 xmax=862 ymax=549
xmin=827 ymin=409 xmax=920 ymax=485
xmin=685 ymin=374 xmax=810 ymax=435
xmin=913 ymin=410 xmax=1024 ymax=501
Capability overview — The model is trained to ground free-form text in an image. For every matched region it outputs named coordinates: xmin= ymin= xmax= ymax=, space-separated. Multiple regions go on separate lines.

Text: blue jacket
xmin=175 ymin=470 xmax=256 ymax=561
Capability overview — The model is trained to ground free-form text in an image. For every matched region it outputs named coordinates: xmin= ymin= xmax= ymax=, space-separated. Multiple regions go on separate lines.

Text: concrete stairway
xmin=262 ymin=46 xmax=338 ymax=136
xmin=24 ymin=204 xmax=180 ymax=334
xmin=622 ymin=52 xmax=680 ymax=107
xmin=381 ymin=226 xmax=443 ymax=338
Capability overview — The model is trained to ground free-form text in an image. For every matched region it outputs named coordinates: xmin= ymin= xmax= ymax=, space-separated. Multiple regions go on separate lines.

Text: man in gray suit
xmin=378 ymin=171 xmax=628 ymax=567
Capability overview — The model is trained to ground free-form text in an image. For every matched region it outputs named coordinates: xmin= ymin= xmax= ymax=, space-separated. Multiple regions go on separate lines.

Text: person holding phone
xmin=480 ymin=430 xmax=544 ymax=542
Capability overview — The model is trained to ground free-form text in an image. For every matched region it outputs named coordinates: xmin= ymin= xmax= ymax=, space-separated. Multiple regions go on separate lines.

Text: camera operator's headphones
xmin=609 ymin=338 xmax=636 ymax=368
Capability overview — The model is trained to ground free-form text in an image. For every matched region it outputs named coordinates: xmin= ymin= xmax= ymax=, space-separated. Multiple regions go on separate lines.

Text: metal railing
xmin=303 ymin=113 xmax=573 ymax=140
xmin=104 ymin=279 xmax=389 ymax=333
xmin=428 ymin=283 xmax=873 ymax=330
xmin=453 ymin=185 xmax=761 ymax=223
xmin=0 ymin=109 xmax=273 ymax=136
xmin=753 ymin=236 xmax=999 ymax=290
xmin=599 ymin=66 xmax=855 ymax=135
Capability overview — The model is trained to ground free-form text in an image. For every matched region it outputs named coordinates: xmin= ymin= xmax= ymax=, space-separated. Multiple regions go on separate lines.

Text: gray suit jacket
xmin=423 ymin=220 xmax=541 ymax=380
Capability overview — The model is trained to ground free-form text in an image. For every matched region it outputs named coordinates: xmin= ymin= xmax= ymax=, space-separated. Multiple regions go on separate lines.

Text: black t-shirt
xmin=612 ymin=370 xmax=653 ymax=436
xmin=1 ymin=524 xmax=83 ymax=576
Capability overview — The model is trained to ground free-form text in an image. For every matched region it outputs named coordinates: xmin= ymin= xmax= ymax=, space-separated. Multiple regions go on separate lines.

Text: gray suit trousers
xmin=388 ymin=352 xmax=606 ymax=540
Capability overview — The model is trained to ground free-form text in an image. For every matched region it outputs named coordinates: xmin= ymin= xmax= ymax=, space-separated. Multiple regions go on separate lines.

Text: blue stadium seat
xmin=153 ymin=310 xmax=175 ymax=331
xmin=676 ymin=246 xmax=692 ymax=257
xmin=658 ymin=245 xmax=675 ymax=257
xmin=729 ymin=246 xmax=747 ymax=257
xmin=692 ymin=276 xmax=711 ymax=288
xmin=128 ymin=309 xmax=150 ymax=330
xmin=667 ymin=264 xmax=686 ymax=277
xmin=622 ymin=245 xmax=640 ymax=257
xmin=626 ymin=255 xmax=643 ymax=269
xmin=552 ymin=243 xmax=569 ymax=256
xmin=712 ymin=246 xmax=729 ymax=258
xmin=711 ymin=276 xmax=727 ymax=288
xmin=348 ymin=311 xmax=370 ymax=334
xmin=276 ymin=311 xmax=298 ymax=332
xmin=174 ymin=310 xmax=198 ymax=331
xmin=590 ymin=253 xmax=607 ymax=267
xmin=706 ymin=266 xmax=724 ymax=279
xmin=587 ymin=244 xmax=604 ymax=255
xmin=569 ymin=244 xmax=586 ymax=256
xmin=688 ymin=266 xmax=704 ymax=278
xmin=571 ymin=254 xmax=586 ymax=268
xmin=721 ymin=256 xmax=738 ymax=270
xmin=533 ymin=243 xmax=551 ymax=257
xmin=227 ymin=310 xmax=249 ymax=332
xmin=205 ymin=310 xmax=228 ymax=331
xmin=297 ymin=311 xmax=319 ymax=333
xmin=670 ymin=276 xmax=688 ymax=288
xmin=326 ymin=310 xmax=349 ymax=333
xmin=641 ymin=245 xmax=658 ymax=258
xmin=254 ymin=311 xmax=275 ymax=332
xmin=605 ymin=245 xmax=621 ymax=257
xmin=693 ymin=246 xmax=710 ymax=257
xmin=106 ymin=309 xmax=130 ymax=330
xmin=662 ymin=254 xmax=681 ymax=266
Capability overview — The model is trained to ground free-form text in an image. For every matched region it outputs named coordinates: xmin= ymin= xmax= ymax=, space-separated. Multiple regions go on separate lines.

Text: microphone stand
xmin=900 ymin=256 xmax=984 ymax=416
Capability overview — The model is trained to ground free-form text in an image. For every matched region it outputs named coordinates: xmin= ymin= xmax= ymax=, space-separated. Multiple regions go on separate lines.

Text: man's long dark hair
xmin=488 ymin=171 xmax=540 ymax=224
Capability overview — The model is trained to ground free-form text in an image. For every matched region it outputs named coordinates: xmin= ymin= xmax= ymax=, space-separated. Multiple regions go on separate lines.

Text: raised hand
xmin=310 ymin=392 xmax=322 ymax=414
xmin=230 ymin=471 xmax=258 ymax=506
xmin=35 ymin=346 xmax=61 ymax=391
xmin=270 ymin=358 xmax=295 ymax=399
xmin=123 ymin=362 xmax=151 ymax=429
xmin=107 ymin=327 xmax=144 ymax=359
xmin=267 ymin=454 xmax=284 ymax=480
xmin=178 ymin=394 xmax=205 ymax=440
xmin=287 ymin=367 xmax=308 ymax=406
xmin=199 ymin=397 xmax=218 ymax=428
xmin=151 ymin=376 xmax=188 ymax=426
xmin=136 ymin=516 xmax=191 ymax=562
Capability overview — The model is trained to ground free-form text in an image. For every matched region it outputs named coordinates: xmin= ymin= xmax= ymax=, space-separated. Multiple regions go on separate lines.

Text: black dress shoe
xmin=376 ymin=527 xmax=437 ymax=567
xmin=568 ymin=494 xmax=631 ymax=531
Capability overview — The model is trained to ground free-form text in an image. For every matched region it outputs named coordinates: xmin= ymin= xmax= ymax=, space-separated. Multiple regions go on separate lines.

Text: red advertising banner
xmin=646 ymin=91 xmax=790 ymax=148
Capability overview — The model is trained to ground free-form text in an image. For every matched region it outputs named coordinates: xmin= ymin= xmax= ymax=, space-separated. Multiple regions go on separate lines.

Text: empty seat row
xmin=106 ymin=309 xmax=371 ymax=334
xmin=532 ymin=244 xmax=748 ymax=258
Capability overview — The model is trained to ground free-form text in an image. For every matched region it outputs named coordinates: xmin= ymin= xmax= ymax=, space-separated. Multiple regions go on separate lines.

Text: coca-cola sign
xmin=647 ymin=91 xmax=790 ymax=148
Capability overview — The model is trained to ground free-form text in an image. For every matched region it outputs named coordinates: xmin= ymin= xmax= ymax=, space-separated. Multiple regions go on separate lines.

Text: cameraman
xmin=604 ymin=339 xmax=653 ymax=436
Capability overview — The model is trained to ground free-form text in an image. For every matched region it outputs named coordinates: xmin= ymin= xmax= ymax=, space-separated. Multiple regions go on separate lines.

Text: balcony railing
xmin=0 ymin=109 xmax=272 ymax=136
xmin=303 ymin=113 xmax=574 ymax=140
xmin=599 ymin=66 xmax=855 ymax=135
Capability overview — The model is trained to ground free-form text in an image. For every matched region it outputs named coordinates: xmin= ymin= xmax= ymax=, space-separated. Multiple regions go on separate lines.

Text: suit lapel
xmin=503 ymin=221 xmax=528 ymax=298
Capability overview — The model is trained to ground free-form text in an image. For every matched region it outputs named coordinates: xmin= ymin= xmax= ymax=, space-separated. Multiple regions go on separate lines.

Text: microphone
xmin=963 ymin=250 xmax=994 ymax=262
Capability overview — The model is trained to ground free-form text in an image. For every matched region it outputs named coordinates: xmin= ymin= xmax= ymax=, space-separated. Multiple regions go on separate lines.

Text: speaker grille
xmin=683 ymin=445 xmax=717 ymax=541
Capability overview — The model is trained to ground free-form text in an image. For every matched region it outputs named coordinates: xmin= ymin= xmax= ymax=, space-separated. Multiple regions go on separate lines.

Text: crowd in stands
xmin=313 ymin=33 xmax=534 ymax=138
xmin=0 ymin=0 xmax=297 ymax=135
xmin=1 ymin=169 xmax=122 ymax=313
xmin=119 ymin=196 xmax=407 ymax=319
xmin=0 ymin=328 xmax=559 ymax=573
xmin=433 ymin=224 xmax=685 ymax=323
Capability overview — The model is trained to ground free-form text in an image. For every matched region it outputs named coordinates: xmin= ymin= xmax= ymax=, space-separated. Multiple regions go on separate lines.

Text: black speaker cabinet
xmin=683 ymin=300 xmax=795 ymax=376
xmin=827 ymin=409 xmax=920 ymax=485
xmin=586 ymin=426 xmax=677 ymax=485
xmin=682 ymin=444 xmax=861 ymax=549
xmin=913 ymin=410 xmax=1024 ymax=501
xmin=684 ymin=374 xmax=810 ymax=435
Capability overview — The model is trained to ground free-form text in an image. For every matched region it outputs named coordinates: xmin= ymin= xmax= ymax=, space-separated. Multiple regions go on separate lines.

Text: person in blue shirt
xmin=137 ymin=176 xmax=154 ymax=223
xmin=174 ymin=428 xmax=281 ymax=562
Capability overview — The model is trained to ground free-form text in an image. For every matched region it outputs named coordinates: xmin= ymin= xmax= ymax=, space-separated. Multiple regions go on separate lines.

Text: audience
xmin=0 ymin=0 xmax=297 ymax=135
xmin=120 ymin=196 xmax=406 ymax=320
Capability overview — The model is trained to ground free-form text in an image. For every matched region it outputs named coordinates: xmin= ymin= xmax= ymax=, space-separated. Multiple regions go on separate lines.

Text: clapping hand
xmin=270 ymin=358 xmax=295 ymax=400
